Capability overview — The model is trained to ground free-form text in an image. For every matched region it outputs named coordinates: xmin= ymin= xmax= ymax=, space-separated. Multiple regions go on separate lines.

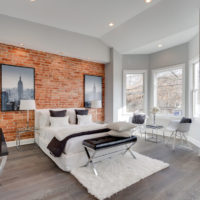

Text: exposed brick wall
xmin=0 ymin=43 xmax=105 ymax=142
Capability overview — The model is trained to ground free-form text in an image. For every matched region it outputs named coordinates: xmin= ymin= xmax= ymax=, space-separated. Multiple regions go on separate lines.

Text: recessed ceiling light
xmin=30 ymin=0 xmax=36 ymax=2
xmin=145 ymin=0 xmax=152 ymax=3
xmin=109 ymin=23 xmax=114 ymax=27
xmin=158 ymin=44 xmax=163 ymax=48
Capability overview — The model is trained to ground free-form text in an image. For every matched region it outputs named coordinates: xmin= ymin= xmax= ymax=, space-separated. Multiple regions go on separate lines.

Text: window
xmin=193 ymin=61 xmax=200 ymax=117
xmin=123 ymin=70 xmax=147 ymax=113
xmin=153 ymin=65 xmax=184 ymax=116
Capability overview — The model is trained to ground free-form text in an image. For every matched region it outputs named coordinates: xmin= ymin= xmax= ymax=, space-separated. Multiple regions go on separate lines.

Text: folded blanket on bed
xmin=47 ymin=128 xmax=110 ymax=157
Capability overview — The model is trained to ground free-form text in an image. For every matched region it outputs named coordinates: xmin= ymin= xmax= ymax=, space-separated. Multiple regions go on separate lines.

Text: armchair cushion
xmin=180 ymin=117 xmax=192 ymax=124
xmin=132 ymin=114 xmax=145 ymax=124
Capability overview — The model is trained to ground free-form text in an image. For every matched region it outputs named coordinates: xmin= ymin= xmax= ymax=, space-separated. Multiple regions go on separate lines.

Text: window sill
xmin=155 ymin=115 xmax=182 ymax=120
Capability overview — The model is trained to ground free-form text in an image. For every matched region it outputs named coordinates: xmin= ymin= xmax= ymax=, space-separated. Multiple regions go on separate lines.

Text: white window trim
xmin=123 ymin=70 xmax=148 ymax=115
xmin=152 ymin=64 xmax=185 ymax=118
xmin=190 ymin=57 xmax=200 ymax=118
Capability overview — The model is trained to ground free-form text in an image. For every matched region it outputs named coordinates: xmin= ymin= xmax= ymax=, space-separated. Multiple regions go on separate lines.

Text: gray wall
xmin=188 ymin=33 xmax=199 ymax=60
xmin=150 ymin=43 xmax=189 ymax=69
xmin=122 ymin=55 xmax=149 ymax=70
xmin=149 ymin=43 xmax=189 ymax=116
xmin=105 ymin=49 xmax=123 ymax=122
xmin=121 ymin=36 xmax=200 ymax=147
xmin=113 ymin=50 xmax=123 ymax=122
xmin=0 ymin=14 xmax=110 ymax=63
xmin=188 ymin=34 xmax=200 ymax=144
xmin=105 ymin=49 xmax=114 ymax=122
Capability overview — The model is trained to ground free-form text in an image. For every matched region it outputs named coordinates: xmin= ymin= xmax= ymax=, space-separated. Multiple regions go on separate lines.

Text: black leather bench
xmin=83 ymin=135 xmax=137 ymax=176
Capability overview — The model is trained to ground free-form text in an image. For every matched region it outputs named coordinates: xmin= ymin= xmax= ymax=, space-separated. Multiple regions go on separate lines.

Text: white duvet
xmin=39 ymin=123 xmax=109 ymax=155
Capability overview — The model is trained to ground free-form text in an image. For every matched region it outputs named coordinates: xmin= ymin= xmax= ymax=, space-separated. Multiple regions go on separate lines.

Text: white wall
xmin=0 ymin=14 xmax=110 ymax=63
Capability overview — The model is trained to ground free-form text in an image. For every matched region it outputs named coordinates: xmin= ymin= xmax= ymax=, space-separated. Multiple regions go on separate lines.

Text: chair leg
xmin=172 ymin=132 xmax=177 ymax=151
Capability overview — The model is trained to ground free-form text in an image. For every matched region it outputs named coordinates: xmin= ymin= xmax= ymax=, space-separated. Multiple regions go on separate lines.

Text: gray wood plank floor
xmin=1 ymin=138 xmax=200 ymax=200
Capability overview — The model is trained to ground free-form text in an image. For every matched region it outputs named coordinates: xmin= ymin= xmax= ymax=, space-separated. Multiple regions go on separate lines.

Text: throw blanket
xmin=47 ymin=128 xmax=110 ymax=157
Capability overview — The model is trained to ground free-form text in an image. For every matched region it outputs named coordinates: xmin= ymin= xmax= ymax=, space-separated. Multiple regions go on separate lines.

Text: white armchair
xmin=165 ymin=118 xmax=192 ymax=150
xmin=130 ymin=113 xmax=148 ymax=137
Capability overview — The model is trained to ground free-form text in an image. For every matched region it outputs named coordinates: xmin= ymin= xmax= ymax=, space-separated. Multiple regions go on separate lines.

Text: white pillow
xmin=39 ymin=112 xmax=50 ymax=128
xmin=67 ymin=109 xmax=76 ymax=124
xmin=108 ymin=130 xmax=134 ymax=138
xmin=50 ymin=116 xmax=69 ymax=127
xmin=107 ymin=122 xmax=136 ymax=132
xmin=77 ymin=114 xmax=93 ymax=125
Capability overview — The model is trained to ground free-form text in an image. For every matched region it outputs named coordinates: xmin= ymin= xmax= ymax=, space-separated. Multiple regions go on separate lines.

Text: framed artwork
xmin=84 ymin=75 xmax=102 ymax=108
xmin=1 ymin=64 xmax=35 ymax=111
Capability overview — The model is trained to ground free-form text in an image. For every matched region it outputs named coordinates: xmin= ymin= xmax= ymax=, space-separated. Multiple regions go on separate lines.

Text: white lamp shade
xmin=91 ymin=100 xmax=102 ymax=108
xmin=20 ymin=100 xmax=36 ymax=110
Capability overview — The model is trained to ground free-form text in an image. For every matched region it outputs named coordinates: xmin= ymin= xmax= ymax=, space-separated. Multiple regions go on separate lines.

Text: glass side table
xmin=16 ymin=127 xmax=40 ymax=150
xmin=145 ymin=124 xmax=164 ymax=143
xmin=0 ymin=129 xmax=8 ymax=176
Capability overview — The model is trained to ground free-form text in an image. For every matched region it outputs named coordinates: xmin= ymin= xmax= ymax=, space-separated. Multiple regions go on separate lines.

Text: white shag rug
xmin=71 ymin=152 xmax=169 ymax=200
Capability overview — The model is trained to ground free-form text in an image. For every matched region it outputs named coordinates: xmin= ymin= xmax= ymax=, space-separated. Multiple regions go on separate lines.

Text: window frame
xmin=191 ymin=58 xmax=200 ymax=118
xmin=152 ymin=64 xmax=185 ymax=118
xmin=123 ymin=70 xmax=148 ymax=114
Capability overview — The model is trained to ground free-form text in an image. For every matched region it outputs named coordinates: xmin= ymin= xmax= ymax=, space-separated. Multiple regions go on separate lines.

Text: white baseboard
xmin=188 ymin=136 xmax=200 ymax=148
xmin=7 ymin=138 xmax=34 ymax=147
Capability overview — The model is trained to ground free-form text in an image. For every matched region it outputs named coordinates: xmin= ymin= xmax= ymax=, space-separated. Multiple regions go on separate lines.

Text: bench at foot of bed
xmin=83 ymin=135 xmax=137 ymax=176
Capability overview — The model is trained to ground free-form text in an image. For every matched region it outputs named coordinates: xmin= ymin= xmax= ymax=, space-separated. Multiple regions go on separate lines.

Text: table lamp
xmin=20 ymin=100 xmax=36 ymax=129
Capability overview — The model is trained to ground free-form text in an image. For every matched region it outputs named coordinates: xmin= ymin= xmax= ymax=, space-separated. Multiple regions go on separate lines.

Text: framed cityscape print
xmin=84 ymin=75 xmax=102 ymax=108
xmin=1 ymin=64 xmax=35 ymax=111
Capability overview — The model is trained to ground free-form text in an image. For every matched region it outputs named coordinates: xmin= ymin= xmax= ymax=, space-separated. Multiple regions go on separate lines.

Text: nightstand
xmin=0 ymin=129 xmax=8 ymax=176
xmin=16 ymin=127 xmax=39 ymax=150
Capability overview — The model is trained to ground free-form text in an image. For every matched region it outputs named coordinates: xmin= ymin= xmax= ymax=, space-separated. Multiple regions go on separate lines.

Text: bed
xmin=35 ymin=108 xmax=123 ymax=172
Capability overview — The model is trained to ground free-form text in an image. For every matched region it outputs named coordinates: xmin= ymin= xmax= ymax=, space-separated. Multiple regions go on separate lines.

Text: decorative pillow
xmin=67 ymin=109 xmax=76 ymax=124
xmin=77 ymin=114 xmax=93 ymax=125
xmin=75 ymin=109 xmax=88 ymax=124
xmin=108 ymin=130 xmax=134 ymax=138
xmin=180 ymin=117 xmax=192 ymax=123
xmin=39 ymin=112 xmax=50 ymax=128
xmin=50 ymin=116 xmax=69 ymax=127
xmin=49 ymin=110 xmax=67 ymax=117
xmin=107 ymin=122 xmax=136 ymax=132
xmin=132 ymin=114 xmax=145 ymax=124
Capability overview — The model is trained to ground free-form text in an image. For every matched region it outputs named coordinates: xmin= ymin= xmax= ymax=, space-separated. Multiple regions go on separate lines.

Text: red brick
xmin=0 ymin=43 xmax=105 ymax=142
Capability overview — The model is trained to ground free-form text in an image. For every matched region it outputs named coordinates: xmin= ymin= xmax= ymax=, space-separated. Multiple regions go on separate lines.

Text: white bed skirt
xmin=38 ymin=136 xmax=128 ymax=172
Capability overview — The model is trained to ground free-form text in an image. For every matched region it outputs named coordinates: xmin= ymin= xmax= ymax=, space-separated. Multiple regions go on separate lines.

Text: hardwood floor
xmin=1 ymin=138 xmax=200 ymax=200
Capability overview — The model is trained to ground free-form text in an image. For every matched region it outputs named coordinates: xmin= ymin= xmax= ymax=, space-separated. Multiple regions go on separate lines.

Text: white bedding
xmin=39 ymin=123 xmax=109 ymax=155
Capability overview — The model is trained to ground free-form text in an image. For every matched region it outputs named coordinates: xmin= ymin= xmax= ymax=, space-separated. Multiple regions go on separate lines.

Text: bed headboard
xmin=35 ymin=108 xmax=86 ymax=129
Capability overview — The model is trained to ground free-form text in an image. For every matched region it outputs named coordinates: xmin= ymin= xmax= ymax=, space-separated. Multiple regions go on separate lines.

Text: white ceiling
xmin=102 ymin=0 xmax=200 ymax=54
xmin=0 ymin=0 xmax=199 ymax=55
xmin=128 ymin=26 xmax=199 ymax=54
xmin=0 ymin=0 xmax=163 ymax=38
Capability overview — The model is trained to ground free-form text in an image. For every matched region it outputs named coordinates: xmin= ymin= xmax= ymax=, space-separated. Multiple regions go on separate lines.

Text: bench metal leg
xmin=84 ymin=147 xmax=98 ymax=176
xmin=123 ymin=143 xmax=136 ymax=159
xmin=0 ymin=156 xmax=7 ymax=176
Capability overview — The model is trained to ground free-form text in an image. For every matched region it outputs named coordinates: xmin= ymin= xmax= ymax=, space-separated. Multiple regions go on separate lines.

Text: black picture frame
xmin=84 ymin=74 xmax=102 ymax=108
xmin=1 ymin=64 xmax=35 ymax=112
